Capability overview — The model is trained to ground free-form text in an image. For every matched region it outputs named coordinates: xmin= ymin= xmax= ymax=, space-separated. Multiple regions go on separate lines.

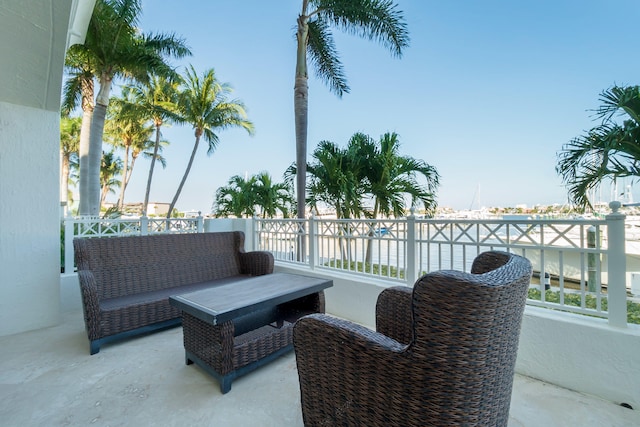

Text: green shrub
xmin=528 ymin=288 xmax=640 ymax=325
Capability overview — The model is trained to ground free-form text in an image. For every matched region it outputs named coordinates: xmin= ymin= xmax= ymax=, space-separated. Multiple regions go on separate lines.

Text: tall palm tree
xmin=293 ymin=0 xmax=409 ymax=219
xmin=168 ymin=66 xmax=254 ymax=218
xmin=557 ymin=85 xmax=640 ymax=210
xmin=66 ymin=0 xmax=191 ymax=216
xmin=60 ymin=115 xmax=82 ymax=208
xmin=105 ymin=94 xmax=156 ymax=209
xmin=119 ymin=75 xmax=182 ymax=214
xmin=62 ymin=50 xmax=96 ymax=217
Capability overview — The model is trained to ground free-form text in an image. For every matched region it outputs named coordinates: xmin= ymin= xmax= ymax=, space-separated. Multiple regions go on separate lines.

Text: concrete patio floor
xmin=0 ymin=311 xmax=637 ymax=427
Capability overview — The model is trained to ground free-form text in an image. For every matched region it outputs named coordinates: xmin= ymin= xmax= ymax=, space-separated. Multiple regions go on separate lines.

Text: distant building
xmin=146 ymin=203 xmax=171 ymax=217
xmin=101 ymin=202 xmax=171 ymax=217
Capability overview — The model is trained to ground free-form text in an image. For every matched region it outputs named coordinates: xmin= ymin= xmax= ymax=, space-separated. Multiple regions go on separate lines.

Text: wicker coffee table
xmin=169 ymin=273 xmax=332 ymax=393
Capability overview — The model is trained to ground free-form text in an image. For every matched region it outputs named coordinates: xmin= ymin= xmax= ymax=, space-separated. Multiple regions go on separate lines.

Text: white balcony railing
xmin=254 ymin=202 xmax=630 ymax=328
xmin=62 ymin=203 xmax=631 ymax=327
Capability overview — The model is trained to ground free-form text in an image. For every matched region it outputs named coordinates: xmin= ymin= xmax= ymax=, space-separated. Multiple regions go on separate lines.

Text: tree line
xmin=60 ymin=0 xmax=412 ymax=219
xmin=61 ymin=0 xmax=253 ymax=218
xmin=212 ymin=131 xmax=441 ymax=219
xmin=61 ymin=0 xmax=627 ymax=218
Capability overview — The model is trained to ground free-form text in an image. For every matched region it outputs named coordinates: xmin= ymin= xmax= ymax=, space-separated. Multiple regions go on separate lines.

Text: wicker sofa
xmin=293 ymin=251 xmax=532 ymax=427
xmin=73 ymin=231 xmax=273 ymax=355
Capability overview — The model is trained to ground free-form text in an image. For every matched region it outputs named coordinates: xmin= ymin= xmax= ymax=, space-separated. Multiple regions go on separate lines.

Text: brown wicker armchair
xmin=293 ymin=251 xmax=532 ymax=427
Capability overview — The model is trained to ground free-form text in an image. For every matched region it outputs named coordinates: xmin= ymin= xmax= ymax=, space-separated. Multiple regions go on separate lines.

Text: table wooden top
xmin=169 ymin=273 xmax=333 ymax=325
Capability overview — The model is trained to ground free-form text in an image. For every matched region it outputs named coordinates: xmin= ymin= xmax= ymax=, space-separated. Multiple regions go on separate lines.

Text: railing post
xmin=251 ymin=216 xmax=259 ymax=252
xmin=606 ymin=201 xmax=627 ymax=328
xmin=296 ymin=218 xmax=307 ymax=263
xmin=406 ymin=210 xmax=418 ymax=286
xmin=64 ymin=217 xmax=75 ymax=274
xmin=309 ymin=215 xmax=318 ymax=270
xmin=140 ymin=214 xmax=149 ymax=236
xmin=587 ymin=226 xmax=599 ymax=292
xmin=197 ymin=211 xmax=204 ymax=232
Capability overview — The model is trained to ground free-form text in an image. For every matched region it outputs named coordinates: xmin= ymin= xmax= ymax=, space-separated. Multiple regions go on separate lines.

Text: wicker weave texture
xmin=73 ymin=232 xmax=274 ymax=353
xmin=74 ymin=232 xmax=273 ymax=299
xmin=293 ymin=251 xmax=532 ymax=427
xmin=182 ymin=291 xmax=324 ymax=377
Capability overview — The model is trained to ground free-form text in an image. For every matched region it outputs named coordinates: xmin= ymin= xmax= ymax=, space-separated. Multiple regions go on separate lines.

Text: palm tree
xmin=129 ymin=136 xmax=168 ymax=192
xmin=365 ymin=132 xmax=440 ymax=218
xmin=293 ymin=0 xmax=409 ymax=219
xmin=119 ymin=75 xmax=182 ymax=214
xmin=60 ymin=115 xmax=82 ymax=208
xmin=253 ymin=172 xmax=294 ymax=218
xmin=99 ymin=151 xmax=123 ymax=208
xmin=168 ymin=66 xmax=254 ymax=218
xmin=66 ymin=0 xmax=191 ymax=216
xmin=63 ymin=50 xmax=96 ymax=217
xmin=360 ymin=131 xmax=440 ymax=263
xmin=213 ymin=175 xmax=258 ymax=218
xmin=557 ymin=85 xmax=640 ymax=210
xmin=105 ymin=95 xmax=156 ymax=209
xmin=298 ymin=140 xmax=366 ymax=219
xmin=290 ymin=139 xmax=366 ymax=264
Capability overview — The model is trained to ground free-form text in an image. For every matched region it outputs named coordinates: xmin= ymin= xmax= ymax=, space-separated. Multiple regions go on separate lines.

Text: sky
xmin=104 ymin=0 xmax=640 ymax=214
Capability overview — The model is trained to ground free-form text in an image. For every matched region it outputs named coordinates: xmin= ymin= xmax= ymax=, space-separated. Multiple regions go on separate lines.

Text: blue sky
xmin=112 ymin=0 xmax=640 ymax=213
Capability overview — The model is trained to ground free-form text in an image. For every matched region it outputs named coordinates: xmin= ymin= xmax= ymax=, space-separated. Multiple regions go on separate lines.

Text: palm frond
xmin=307 ymin=18 xmax=349 ymax=96
xmin=596 ymin=85 xmax=640 ymax=125
xmin=317 ymin=0 xmax=409 ymax=57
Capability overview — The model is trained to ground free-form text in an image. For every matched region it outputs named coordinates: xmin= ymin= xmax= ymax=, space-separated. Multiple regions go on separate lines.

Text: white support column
xmin=64 ymin=218 xmax=75 ymax=274
xmin=606 ymin=201 xmax=627 ymax=328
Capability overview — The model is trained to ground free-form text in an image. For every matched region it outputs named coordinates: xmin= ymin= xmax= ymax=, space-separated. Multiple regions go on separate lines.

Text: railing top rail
xmin=418 ymin=218 xmax=608 ymax=225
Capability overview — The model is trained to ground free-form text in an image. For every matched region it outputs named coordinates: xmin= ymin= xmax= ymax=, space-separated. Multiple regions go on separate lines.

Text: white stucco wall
xmin=0 ymin=0 xmax=92 ymax=336
xmin=0 ymin=102 xmax=62 ymax=335
xmin=517 ymin=307 xmax=640 ymax=410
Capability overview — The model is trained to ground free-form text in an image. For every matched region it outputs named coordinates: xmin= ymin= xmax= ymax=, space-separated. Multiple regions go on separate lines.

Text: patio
xmin=1 ymin=310 xmax=637 ymax=427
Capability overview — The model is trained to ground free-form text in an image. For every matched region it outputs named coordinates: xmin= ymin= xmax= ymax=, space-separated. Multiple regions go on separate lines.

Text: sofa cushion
xmin=98 ymin=275 xmax=252 ymax=335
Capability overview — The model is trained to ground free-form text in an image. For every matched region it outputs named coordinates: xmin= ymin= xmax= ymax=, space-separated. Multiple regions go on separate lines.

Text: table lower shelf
xmin=182 ymin=313 xmax=295 ymax=393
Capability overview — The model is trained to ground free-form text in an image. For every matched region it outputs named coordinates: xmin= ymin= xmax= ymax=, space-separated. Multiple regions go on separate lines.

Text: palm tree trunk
xmin=126 ymin=155 xmax=137 ymax=186
xmin=167 ymin=133 xmax=200 ymax=218
xmin=117 ymin=145 xmax=130 ymax=210
xmin=295 ymin=13 xmax=310 ymax=220
xmin=294 ymin=14 xmax=310 ymax=262
xmin=88 ymin=105 xmax=106 ymax=215
xmin=143 ymin=123 xmax=162 ymax=215
xmin=61 ymin=151 xmax=70 ymax=206
xmin=294 ymin=75 xmax=308 ymax=220
xmin=78 ymin=107 xmax=94 ymax=216
xmin=87 ymin=77 xmax=113 ymax=215
xmin=77 ymin=76 xmax=94 ymax=217
xmin=100 ymin=185 xmax=108 ymax=207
